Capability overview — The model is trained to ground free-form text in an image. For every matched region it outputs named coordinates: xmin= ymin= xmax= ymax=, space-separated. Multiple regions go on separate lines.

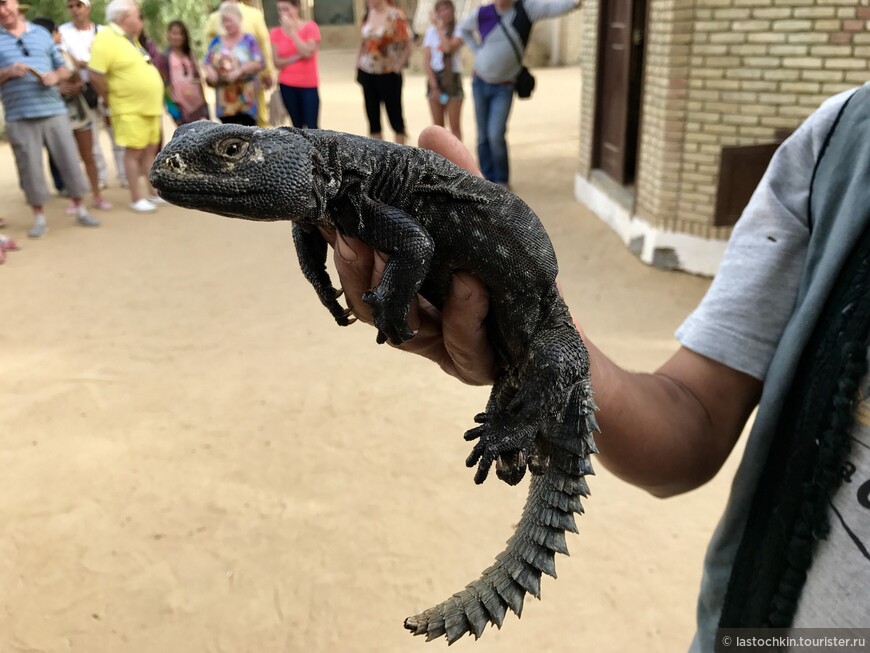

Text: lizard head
xmin=149 ymin=121 xmax=316 ymax=222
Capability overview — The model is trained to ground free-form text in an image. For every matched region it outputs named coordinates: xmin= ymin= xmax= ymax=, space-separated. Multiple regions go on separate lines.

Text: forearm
xmin=273 ymin=52 xmax=296 ymax=68
xmin=440 ymin=34 xmax=462 ymax=55
xmin=525 ymin=0 xmax=580 ymax=20
xmin=293 ymin=36 xmax=317 ymax=59
xmin=241 ymin=61 xmax=265 ymax=77
xmin=55 ymin=65 xmax=72 ymax=83
xmin=585 ymin=339 xmax=761 ymax=497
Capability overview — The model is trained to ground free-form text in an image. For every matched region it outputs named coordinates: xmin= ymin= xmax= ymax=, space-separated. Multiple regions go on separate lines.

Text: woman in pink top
xmin=159 ymin=21 xmax=209 ymax=126
xmin=270 ymin=0 xmax=321 ymax=129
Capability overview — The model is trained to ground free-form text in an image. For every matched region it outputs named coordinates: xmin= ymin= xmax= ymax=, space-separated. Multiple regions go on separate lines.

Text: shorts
xmin=113 ymin=113 xmax=161 ymax=149
xmin=427 ymin=70 xmax=464 ymax=101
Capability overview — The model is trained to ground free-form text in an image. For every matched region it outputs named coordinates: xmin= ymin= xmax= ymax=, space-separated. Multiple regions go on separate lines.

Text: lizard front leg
xmin=292 ymin=223 xmax=355 ymax=327
xmin=340 ymin=199 xmax=435 ymax=345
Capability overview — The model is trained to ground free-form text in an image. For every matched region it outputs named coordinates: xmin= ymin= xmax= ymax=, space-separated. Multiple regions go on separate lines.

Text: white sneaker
xmin=147 ymin=195 xmax=168 ymax=206
xmin=130 ymin=198 xmax=157 ymax=213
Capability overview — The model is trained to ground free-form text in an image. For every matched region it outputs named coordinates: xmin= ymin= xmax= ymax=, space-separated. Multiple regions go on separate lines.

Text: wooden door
xmin=594 ymin=0 xmax=646 ymax=185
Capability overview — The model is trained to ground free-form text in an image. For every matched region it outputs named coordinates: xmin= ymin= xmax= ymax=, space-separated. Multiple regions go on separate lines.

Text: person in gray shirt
xmin=458 ymin=0 xmax=579 ymax=186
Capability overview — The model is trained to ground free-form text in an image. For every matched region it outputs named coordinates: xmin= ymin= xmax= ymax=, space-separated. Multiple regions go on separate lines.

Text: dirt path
xmin=0 ymin=50 xmax=741 ymax=652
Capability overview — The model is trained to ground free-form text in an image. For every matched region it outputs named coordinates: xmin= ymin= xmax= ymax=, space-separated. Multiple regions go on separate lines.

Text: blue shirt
xmin=0 ymin=22 xmax=67 ymax=121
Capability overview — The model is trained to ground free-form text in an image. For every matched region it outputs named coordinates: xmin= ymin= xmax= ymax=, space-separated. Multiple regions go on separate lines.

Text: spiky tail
xmin=404 ymin=384 xmax=599 ymax=644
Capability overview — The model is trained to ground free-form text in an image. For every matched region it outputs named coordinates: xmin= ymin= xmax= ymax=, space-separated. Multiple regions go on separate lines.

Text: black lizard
xmin=149 ymin=121 xmax=599 ymax=643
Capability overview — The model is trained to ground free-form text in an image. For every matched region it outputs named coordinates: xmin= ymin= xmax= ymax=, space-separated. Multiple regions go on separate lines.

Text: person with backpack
xmin=458 ymin=0 xmax=580 ymax=187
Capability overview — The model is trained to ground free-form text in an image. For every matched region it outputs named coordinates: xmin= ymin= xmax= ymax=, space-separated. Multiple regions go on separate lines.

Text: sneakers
xmin=147 ymin=194 xmax=168 ymax=206
xmin=130 ymin=198 xmax=157 ymax=213
xmin=93 ymin=197 xmax=113 ymax=211
xmin=28 ymin=221 xmax=47 ymax=239
xmin=65 ymin=200 xmax=78 ymax=215
xmin=76 ymin=212 xmax=101 ymax=227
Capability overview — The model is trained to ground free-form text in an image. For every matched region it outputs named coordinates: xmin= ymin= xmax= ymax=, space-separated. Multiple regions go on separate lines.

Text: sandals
xmin=0 ymin=235 xmax=20 ymax=251
xmin=0 ymin=234 xmax=16 ymax=264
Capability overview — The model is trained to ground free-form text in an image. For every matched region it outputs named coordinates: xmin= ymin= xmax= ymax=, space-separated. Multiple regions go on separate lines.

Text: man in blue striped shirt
xmin=0 ymin=0 xmax=99 ymax=238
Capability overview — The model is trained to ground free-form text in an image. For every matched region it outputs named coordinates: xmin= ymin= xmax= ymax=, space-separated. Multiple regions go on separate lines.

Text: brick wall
xmin=577 ymin=0 xmax=599 ymax=175
xmin=579 ymin=0 xmax=869 ymax=239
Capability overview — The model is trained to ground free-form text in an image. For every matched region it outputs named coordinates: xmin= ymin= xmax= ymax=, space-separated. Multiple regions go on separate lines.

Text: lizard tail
xmin=404 ymin=384 xmax=598 ymax=644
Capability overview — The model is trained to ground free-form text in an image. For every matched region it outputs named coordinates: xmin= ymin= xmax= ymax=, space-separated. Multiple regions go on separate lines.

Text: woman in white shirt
xmin=423 ymin=0 xmax=464 ymax=141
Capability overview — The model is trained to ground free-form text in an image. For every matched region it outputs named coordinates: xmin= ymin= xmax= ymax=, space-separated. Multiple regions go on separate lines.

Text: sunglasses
xmin=16 ymin=38 xmax=29 ymax=57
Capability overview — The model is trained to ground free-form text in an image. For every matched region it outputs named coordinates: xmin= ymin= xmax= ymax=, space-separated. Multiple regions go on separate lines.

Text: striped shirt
xmin=0 ymin=22 xmax=67 ymax=121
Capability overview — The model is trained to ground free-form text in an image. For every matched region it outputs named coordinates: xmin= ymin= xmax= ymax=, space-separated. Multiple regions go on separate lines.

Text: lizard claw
xmin=335 ymin=305 xmax=357 ymax=327
xmin=335 ymin=287 xmax=344 ymax=299
xmin=496 ymin=450 xmax=527 ymax=486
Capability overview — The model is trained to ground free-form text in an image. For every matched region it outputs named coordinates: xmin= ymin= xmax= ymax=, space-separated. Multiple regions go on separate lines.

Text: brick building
xmin=575 ymin=0 xmax=869 ymax=275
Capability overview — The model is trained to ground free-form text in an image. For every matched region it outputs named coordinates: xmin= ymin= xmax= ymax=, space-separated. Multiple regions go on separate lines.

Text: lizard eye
xmin=217 ymin=138 xmax=249 ymax=159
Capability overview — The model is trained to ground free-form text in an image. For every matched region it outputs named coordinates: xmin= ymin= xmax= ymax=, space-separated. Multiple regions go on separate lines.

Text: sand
xmin=0 ymin=50 xmax=744 ymax=652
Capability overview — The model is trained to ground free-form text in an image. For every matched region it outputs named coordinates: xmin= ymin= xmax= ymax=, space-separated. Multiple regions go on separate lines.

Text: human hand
xmin=4 ymin=62 xmax=29 ymax=80
xmin=40 ymin=70 xmax=60 ymax=86
xmin=262 ymin=72 xmax=274 ymax=89
xmin=281 ymin=14 xmax=301 ymax=34
xmin=321 ymin=126 xmax=498 ymax=385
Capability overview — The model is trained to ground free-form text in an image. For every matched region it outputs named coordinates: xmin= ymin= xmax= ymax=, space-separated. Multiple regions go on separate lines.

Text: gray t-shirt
xmin=677 ymin=84 xmax=870 ymax=649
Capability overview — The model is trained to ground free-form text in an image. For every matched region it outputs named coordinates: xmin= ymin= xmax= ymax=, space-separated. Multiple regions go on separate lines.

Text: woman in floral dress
xmin=203 ymin=2 xmax=265 ymax=126
xmin=355 ymin=0 xmax=412 ymax=143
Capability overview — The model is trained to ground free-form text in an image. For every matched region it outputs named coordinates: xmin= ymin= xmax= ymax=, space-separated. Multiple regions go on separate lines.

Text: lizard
xmin=149 ymin=121 xmax=599 ymax=644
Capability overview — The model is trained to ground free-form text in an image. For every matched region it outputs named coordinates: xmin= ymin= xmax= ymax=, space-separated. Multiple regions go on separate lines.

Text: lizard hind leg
xmin=464 ymin=375 xmax=536 ymax=485
xmin=465 ymin=316 xmax=589 ymax=486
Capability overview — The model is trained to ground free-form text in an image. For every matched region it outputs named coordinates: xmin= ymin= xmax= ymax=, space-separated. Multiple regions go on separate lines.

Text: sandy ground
xmin=0 ymin=50 xmax=745 ymax=652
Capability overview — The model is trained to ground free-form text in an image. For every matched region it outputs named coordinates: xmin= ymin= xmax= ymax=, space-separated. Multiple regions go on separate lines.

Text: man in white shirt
xmin=59 ymin=0 xmax=126 ymax=187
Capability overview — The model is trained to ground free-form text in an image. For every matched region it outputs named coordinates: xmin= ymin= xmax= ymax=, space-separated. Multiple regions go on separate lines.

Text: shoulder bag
xmin=496 ymin=2 xmax=535 ymax=99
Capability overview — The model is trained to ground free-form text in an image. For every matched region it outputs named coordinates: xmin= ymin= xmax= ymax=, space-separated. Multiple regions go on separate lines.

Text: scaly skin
xmin=150 ymin=122 xmax=598 ymax=642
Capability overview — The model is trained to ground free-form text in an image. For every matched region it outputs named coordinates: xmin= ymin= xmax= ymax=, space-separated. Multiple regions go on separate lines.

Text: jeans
xmin=279 ymin=84 xmax=320 ymax=129
xmin=472 ymin=75 xmax=514 ymax=184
